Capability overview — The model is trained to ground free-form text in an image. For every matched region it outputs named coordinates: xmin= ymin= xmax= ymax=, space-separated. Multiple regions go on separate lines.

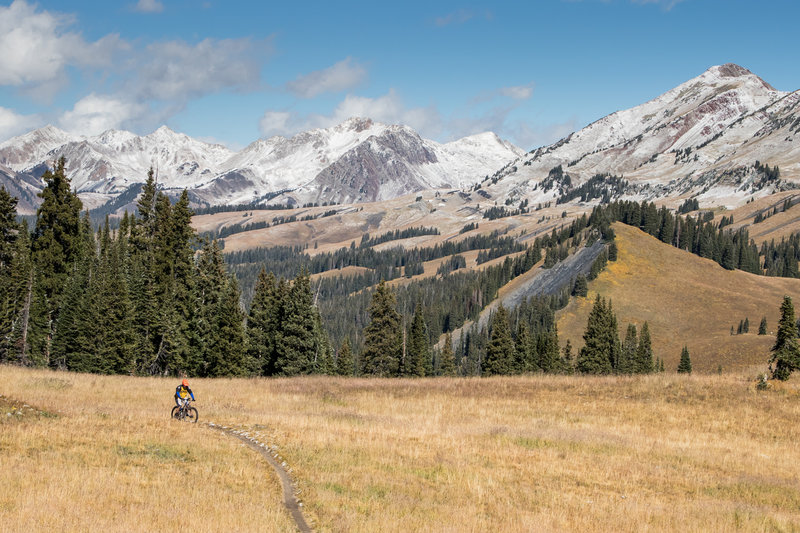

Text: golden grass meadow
xmin=2 ymin=364 xmax=800 ymax=532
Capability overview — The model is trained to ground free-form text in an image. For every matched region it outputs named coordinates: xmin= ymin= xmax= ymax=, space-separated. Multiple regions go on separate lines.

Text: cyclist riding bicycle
xmin=174 ymin=378 xmax=195 ymax=410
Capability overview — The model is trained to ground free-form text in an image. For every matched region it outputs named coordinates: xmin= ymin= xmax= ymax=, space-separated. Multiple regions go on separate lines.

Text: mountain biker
xmin=174 ymin=378 xmax=195 ymax=410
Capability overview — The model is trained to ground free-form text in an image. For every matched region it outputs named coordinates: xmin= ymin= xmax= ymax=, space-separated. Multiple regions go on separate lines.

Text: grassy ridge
xmin=557 ymin=223 xmax=800 ymax=373
xmin=3 ymin=365 xmax=800 ymax=531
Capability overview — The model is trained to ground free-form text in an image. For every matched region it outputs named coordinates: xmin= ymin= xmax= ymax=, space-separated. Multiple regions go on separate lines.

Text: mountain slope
xmin=556 ymin=223 xmax=800 ymax=372
xmin=485 ymin=64 xmax=800 ymax=210
xmin=0 ymin=118 xmax=522 ymax=213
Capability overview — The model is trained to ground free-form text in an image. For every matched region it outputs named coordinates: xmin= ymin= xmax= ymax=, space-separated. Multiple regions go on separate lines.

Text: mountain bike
xmin=171 ymin=400 xmax=198 ymax=423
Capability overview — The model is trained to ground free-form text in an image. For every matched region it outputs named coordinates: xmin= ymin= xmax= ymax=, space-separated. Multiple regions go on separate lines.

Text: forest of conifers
xmin=2 ymin=159 xmax=800 ymax=378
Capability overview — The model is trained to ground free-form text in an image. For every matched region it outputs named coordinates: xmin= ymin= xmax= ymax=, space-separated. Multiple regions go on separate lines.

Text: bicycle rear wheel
xmin=171 ymin=406 xmax=179 ymax=419
xmin=186 ymin=407 xmax=198 ymax=423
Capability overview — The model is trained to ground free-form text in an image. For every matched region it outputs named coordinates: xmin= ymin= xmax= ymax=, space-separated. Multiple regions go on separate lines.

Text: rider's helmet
xmin=182 ymin=379 xmax=189 ymax=387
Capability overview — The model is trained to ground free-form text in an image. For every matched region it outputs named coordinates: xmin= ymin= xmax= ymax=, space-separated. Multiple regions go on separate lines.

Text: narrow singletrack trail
xmin=206 ymin=422 xmax=312 ymax=533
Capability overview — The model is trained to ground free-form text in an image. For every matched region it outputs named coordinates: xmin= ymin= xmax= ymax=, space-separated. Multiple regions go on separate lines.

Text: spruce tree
xmin=405 ymin=303 xmax=430 ymax=377
xmin=572 ymin=274 xmax=588 ymax=297
xmin=536 ymin=328 xmax=562 ymax=373
xmin=577 ymin=295 xmax=615 ymax=374
xmin=514 ymin=322 xmax=532 ymax=373
xmin=484 ymin=304 xmax=515 ymax=376
xmin=770 ymin=296 xmax=800 ymax=380
xmin=0 ymin=187 xmax=20 ymax=362
xmin=246 ymin=268 xmax=278 ymax=375
xmin=336 ymin=337 xmax=355 ymax=376
xmin=361 ymin=280 xmax=402 ymax=376
xmin=274 ymin=270 xmax=316 ymax=376
xmin=677 ymin=346 xmax=692 ymax=374
xmin=635 ymin=321 xmax=654 ymax=374
xmin=199 ymin=253 xmax=247 ymax=378
xmin=4 ymin=222 xmax=35 ymax=365
xmin=562 ymin=339 xmax=574 ymax=374
xmin=758 ymin=317 xmax=768 ymax=335
xmin=618 ymin=323 xmax=638 ymax=375
xmin=439 ymin=332 xmax=457 ymax=376
xmin=31 ymin=157 xmax=83 ymax=358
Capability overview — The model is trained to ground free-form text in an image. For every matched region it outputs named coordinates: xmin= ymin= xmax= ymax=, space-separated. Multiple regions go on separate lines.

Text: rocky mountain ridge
xmin=0 ymin=118 xmax=523 ymax=214
xmin=481 ymin=64 xmax=800 ymax=210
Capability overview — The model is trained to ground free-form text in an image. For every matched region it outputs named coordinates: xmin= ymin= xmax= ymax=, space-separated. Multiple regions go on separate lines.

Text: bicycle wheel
xmin=186 ymin=407 xmax=198 ymax=423
xmin=171 ymin=406 xmax=180 ymax=419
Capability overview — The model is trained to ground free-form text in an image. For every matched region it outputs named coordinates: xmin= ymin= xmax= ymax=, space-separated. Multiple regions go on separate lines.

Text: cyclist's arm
xmin=188 ymin=387 xmax=195 ymax=401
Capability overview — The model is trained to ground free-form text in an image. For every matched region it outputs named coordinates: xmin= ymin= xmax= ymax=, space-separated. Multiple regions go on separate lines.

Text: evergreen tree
xmin=31 ymin=158 xmax=83 ymax=308
xmin=743 ymin=317 xmax=750 ymax=333
xmin=361 ymin=280 xmax=402 ymax=376
xmin=439 ymin=332 xmax=457 ymax=376
xmin=759 ymin=316 xmax=768 ymax=335
xmin=577 ymin=295 xmax=617 ymax=374
xmin=618 ymin=323 xmax=638 ymax=375
xmin=207 ymin=272 xmax=247 ymax=377
xmin=635 ymin=321 xmax=654 ymax=374
xmin=246 ymin=268 xmax=278 ymax=375
xmin=0 ymin=186 xmax=18 ymax=274
xmin=405 ymin=303 xmax=430 ymax=377
xmin=537 ymin=327 xmax=564 ymax=373
xmin=3 ymin=221 xmax=35 ymax=365
xmin=770 ymin=296 xmax=800 ymax=380
xmin=677 ymin=346 xmax=692 ymax=374
xmin=572 ymin=274 xmax=588 ymax=297
xmin=0 ymin=188 xmax=20 ymax=361
xmin=336 ymin=337 xmax=355 ymax=376
xmin=484 ymin=305 xmax=515 ymax=375
xmin=274 ymin=270 xmax=316 ymax=376
xmin=30 ymin=158 xmax=83 ymax=358
xmin=562 ymin=339 xmax=574 ymax=374
xmin=514 ymin=322 xmax=532 ymax=373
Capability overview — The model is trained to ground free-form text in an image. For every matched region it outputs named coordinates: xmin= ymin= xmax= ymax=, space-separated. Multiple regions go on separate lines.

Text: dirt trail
xmin=207 ymin=422 xmax=312 ymax=533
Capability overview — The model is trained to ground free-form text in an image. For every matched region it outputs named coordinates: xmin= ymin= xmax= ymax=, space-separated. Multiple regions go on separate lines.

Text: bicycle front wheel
xmin=186 ymin=407 xmax=198 ymax=423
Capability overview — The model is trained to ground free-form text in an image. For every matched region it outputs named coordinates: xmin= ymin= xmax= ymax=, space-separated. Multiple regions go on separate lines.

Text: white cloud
xmin=0 ymin=0 xmax=124 ymax=92
xmin=259 ymin=90 xmax=442 ymax=139
xmin=133 ymin=0 xmax=164 ymax=13
xmin=499 ymin=85 xmax=534 ymax=100
xmin=136 ymin=38 xmax=267 ymax=101
xmin=286 ymin=57 xmax=367 ymax=98
xmin=59 ymin=93 xmax=146 ymax=136
xmin=0 ymin=107 xmax=40 ymax=140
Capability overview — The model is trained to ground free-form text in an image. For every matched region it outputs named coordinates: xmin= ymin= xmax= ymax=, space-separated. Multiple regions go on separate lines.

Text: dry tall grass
xmin=3 ymin=365 xmax=800 ymax=532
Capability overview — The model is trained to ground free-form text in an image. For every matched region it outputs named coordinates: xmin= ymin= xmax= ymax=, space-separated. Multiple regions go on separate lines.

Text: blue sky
xmin=0 ymin=0 xmax=797 ymax=150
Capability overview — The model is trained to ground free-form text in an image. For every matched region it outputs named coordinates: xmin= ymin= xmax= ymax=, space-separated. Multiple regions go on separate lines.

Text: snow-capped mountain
xmin=0 ymin=117 xmax=524 ymax=213
xmin=482 ymin=64 xmax=800 ymax=209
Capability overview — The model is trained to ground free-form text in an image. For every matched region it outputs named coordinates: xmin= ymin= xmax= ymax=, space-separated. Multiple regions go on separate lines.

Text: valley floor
xmin=2 ymin=365 xmax=800 ymax=532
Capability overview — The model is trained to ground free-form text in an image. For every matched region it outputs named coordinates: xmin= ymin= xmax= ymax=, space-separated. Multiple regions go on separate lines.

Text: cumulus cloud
xmin=58 ymin=93 xmax=146 ymax=136
xmin=133 ymin=0 xmax=164 ymax=13
xmin=259 ymin=90 xmax=442 ymax=139
xmin=0 ymin=107 xmax=40 ymax=140
xmin=0 ymin=0 xmax=124 ymax=92
xmin=286 ymin=57 xmax=367 ymax=98
xmin=135 ymin=38 xmax=268 ymax=101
